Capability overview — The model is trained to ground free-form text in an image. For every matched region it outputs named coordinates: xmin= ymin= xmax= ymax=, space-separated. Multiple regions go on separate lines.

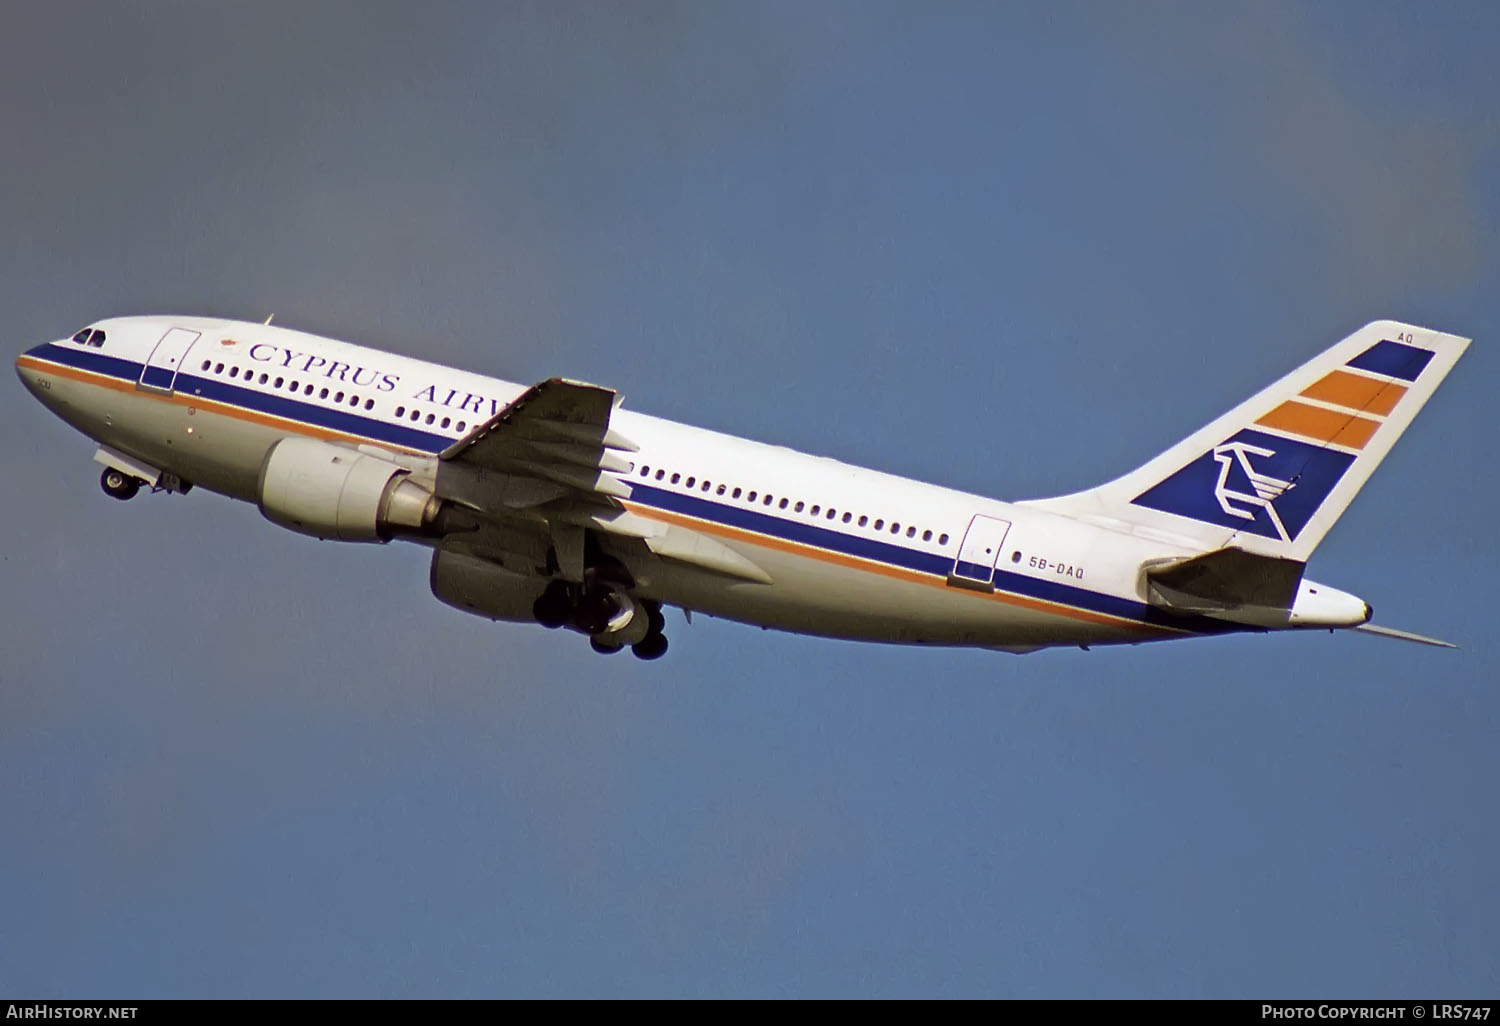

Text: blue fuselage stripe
xmin=34 ymin=343 xmax=1239 ymax=637
xmin=628 ymin=482 xmax=1236 ymax=635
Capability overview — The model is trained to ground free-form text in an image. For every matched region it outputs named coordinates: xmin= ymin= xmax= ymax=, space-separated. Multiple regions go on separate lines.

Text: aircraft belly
xmin=643 ymin=529 xmax=1155 ymax=649
xmin=42 ymin=375 xmax=289 ymax=501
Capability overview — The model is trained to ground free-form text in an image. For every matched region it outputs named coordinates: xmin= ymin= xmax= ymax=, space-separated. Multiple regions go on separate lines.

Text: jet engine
xmin=258 ymin=437 xmax=442 ymax=542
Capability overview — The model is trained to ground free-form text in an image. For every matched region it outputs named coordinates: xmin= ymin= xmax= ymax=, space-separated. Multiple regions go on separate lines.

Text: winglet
xmin=1352 ymin=623 xmax=1457 ymax=649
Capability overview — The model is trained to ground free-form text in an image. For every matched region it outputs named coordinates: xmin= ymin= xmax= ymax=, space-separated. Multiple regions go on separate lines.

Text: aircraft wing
xmin=438 ymin=377 xmax=639 ymax=506
xmin=434 ymin=377 xmax=770 ymax=584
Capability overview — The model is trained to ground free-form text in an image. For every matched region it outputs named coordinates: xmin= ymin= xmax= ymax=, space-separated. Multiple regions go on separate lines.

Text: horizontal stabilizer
xmin=1144 ymin=546 xmax=1304 ymax=617
xmin=1352 ymin=623 xmax=1457 ymax=649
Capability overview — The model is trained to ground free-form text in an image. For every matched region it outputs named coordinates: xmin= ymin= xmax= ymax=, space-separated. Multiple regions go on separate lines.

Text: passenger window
xmin=731 ymin=487 xmax=741 ymax=499
xmin=396 ymin=406 xmax=405 ymax=417
xmin=456 ymin=421 xmax=466 ymax=432
xmin=425 ymin=413 xmax=435 ymax=425
xmin=701 ymin=481 xmax=710 ymax=492
xmin=748 ymin=491 xmax=757 ymax=502
xmin=686 ymin=477 xmax=695 ymax=488
xmin=275 ymin=377 xmax=284 ymax=388
xmin=778 ymin=498 xmax=788 ymax=509
xmin=717 ymin=484 xmax=726 ymax=496
xmin=906 ymin=526 xmax=915 ymax=537
xmin=215 ymin=363 xmax=224 ymax=373
xmin=874 ymin=520 xmax=883 ymax=530
xmin=640 ymin=466 xmax=650 ymax=477
xmin=1011 ymin=551 xmax=1022 ymax=563
xmin=319 ymin=388 xmax=329 ymax=399
xmin=842 ymin=512 xmax=852 ymax=523
xmin=365 ymin=399 xmax=375 ymax=411
xmin=304 ymin=384 xmax=313 ymax=395
xmin=810 ymin=505 xmax=819 ymax=516
xmin=671 ymin=473 xmax=680 ymax=484
xmin=201 ymin=360 xmax=211 ymax=371
xmin=923 ymin=530 xmax=933 ymax=541
xmin=229 ymin=367 xmax=239 ymax=378
xmin=939 ymin=533 xmax=949 ymax=545
xmin=828 ymin=509 xmax=836 ymax=520
xmin=858 ymin=515 xmax=868 ymax=527
xmin=441 ymin=416 xmax=451 ymax=428
xmin=257 ymin=373 xmax=266 ymax=384
xmin=794 ymin=501 xmax=804 ymax=513
xmin=335 ymin=391 xmax=344 ymax=402
xmin=891 ymin=523 xmax=900 ymax=534
xmin=656 ymin=470 xmax=665 ymax=480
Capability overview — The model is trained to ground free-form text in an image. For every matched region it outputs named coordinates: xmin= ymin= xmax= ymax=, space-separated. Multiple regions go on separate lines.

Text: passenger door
xmin=948 ymin=514 xmax=1012 ymax=591
xmin=138 ymin=327 xmax=201 ymax=391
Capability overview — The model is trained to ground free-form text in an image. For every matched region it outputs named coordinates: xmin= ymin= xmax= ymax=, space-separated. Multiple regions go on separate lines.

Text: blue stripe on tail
xmin=1346 ymin=340 xmax=1434 ymax=382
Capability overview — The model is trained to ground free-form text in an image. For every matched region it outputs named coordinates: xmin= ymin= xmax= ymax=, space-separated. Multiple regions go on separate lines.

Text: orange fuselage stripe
xmin=18 ymin=355 xmax=388 ymax=448
xmin=622 ymin=502 xmax=1172 ymax=636
xmin=24 ymin=353 xmax=1178 ymax=639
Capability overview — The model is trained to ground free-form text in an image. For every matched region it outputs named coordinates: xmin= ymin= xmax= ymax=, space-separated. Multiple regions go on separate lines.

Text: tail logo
xmin=1132 ymin=429 xmax=1355 ymax=543
xmin=1211 ymin=441 xmax=1296 ymax=542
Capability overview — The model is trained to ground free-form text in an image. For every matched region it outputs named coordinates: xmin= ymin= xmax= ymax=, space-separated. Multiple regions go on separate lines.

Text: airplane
xmin=14 ymin=316 xmax=1468 ymax=660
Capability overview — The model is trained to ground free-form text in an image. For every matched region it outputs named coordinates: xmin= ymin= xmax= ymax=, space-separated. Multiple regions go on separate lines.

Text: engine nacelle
xmin=258 ymin=437 xmax=441 ymax=542
xmin=430 ymin=548 xmax=549 ymax=622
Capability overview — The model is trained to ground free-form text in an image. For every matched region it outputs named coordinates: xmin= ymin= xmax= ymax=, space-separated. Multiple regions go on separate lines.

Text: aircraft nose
xmin=15 ymin=343 xmax=53 ymax=399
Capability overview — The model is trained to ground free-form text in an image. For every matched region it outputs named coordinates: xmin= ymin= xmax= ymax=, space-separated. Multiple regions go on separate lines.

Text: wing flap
xmin=436 ymin=377 xmax=637 ymax=511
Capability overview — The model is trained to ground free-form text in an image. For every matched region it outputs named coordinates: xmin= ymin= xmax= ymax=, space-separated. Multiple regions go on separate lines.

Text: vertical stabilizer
xmin=1021 ymin=321 xmax=1470 ymax=562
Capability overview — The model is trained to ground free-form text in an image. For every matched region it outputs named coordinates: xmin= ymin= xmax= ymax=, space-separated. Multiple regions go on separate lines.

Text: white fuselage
xmin=16 ymin=316 xmax=1360 ymax=653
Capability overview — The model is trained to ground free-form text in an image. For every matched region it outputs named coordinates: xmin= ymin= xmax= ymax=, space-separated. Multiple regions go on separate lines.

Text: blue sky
xmin=1 ymin=1 xmax=1495 ymax=997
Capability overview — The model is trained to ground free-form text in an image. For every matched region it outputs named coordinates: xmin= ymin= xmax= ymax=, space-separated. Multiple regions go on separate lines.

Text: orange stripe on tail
xmin=1299 ymin=369 xmax=1407 ymax=416
xmin=1255 ymin=400 xmax=1379 ymax=449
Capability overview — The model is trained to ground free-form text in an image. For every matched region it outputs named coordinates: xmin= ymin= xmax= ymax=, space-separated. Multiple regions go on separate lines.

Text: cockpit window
xmin=71 ymin=328 xmax=106 ymax=347
xmin=71 ymin=329 xmax=90 ymax=344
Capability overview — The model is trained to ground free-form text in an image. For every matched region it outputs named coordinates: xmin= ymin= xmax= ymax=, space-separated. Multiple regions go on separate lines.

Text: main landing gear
xmin=532 ymin=579 xmax=670 ymax=660
xmin=100 ymin=467 xmax=142 ymax=501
